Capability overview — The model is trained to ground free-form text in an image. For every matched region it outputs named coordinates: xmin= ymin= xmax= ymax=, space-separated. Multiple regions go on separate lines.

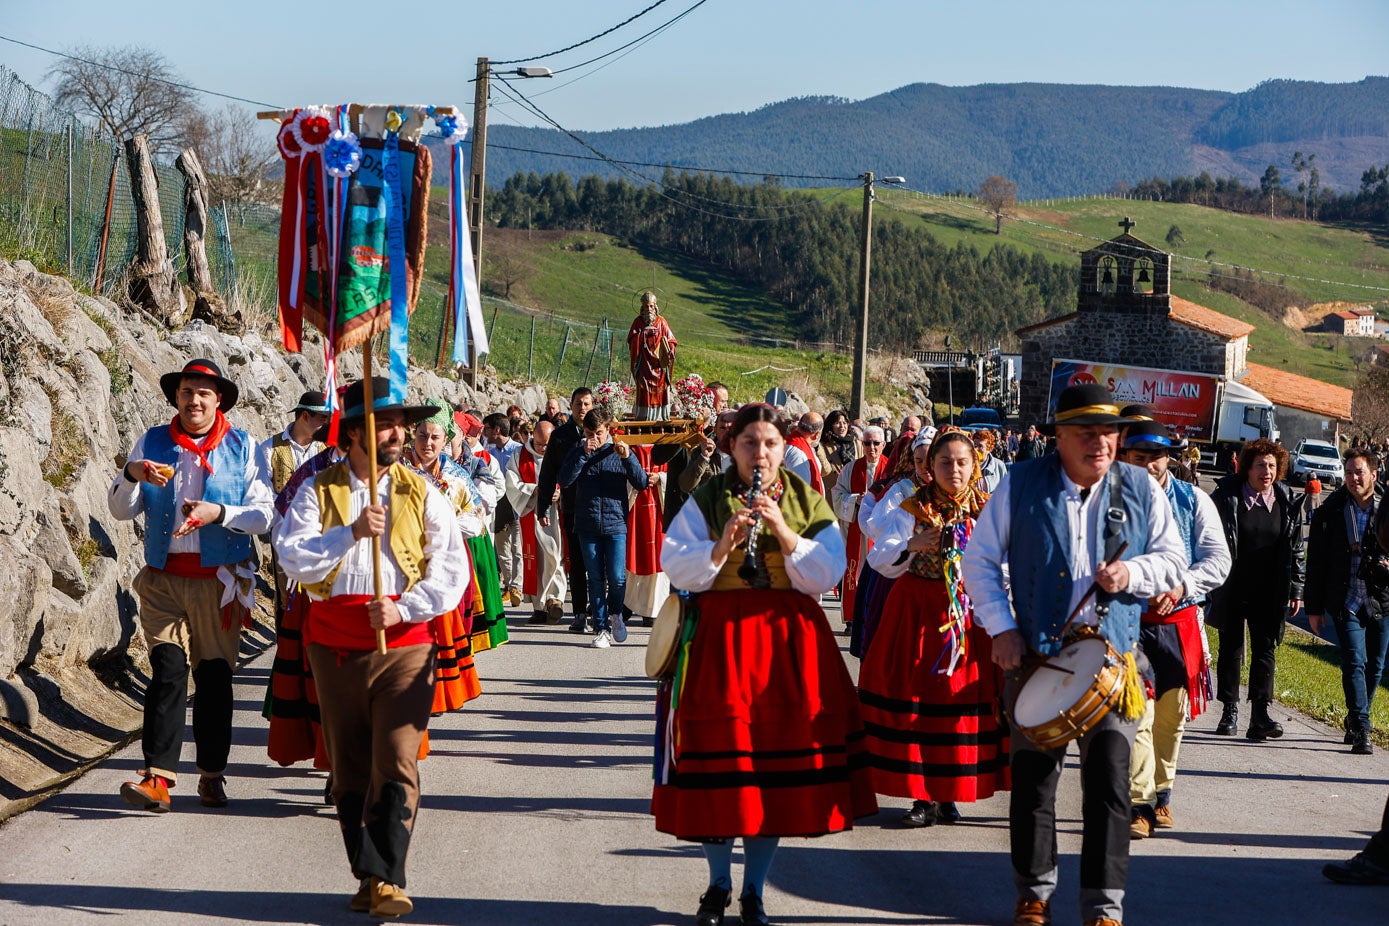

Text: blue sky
xmin=2 ymin=0 xmax=1386 ymax=131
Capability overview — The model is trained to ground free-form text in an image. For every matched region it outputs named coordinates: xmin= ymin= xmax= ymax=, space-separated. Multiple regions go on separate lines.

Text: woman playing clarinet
xmin=656 ymin=403 xmax=878 ymax=926
xmin=858 ymin=429 xmax=1010 ymax=828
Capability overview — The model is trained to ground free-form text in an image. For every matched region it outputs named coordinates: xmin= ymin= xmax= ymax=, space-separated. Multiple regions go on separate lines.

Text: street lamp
xmin=440 ymin=58 xmax=553 ymax=379
xmin=850 ymin=171 xmax=905 ymax=420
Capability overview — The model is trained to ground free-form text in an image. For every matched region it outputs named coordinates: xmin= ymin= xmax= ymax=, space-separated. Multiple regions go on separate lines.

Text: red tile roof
xmin=1332 ymin=311 xmax=1359 ymax=320
xmin=1241 ymin=363 xmax=1353 ymax=421
xmin=1168 ymin=296 xmax=1256 ymax=340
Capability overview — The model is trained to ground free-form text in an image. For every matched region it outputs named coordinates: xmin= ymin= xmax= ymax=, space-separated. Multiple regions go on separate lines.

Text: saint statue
xmin=627 ymin=291 xmax=678 ymax=420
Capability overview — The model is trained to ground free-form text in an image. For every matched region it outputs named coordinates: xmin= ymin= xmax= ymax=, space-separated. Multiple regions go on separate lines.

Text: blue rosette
xmin=323 ymin=129 xmax=362 ymax=178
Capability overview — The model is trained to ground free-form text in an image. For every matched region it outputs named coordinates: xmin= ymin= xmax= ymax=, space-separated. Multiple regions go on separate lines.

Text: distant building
xmin=1324 ymin=307 xmax=1376 ymax=337
xmin=1015 ymin=218 xmax=1353 ymax=445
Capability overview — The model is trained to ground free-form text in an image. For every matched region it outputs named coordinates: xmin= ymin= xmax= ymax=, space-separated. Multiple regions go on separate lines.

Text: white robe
xmin=504 ymin=441 xmax=568 ymax=606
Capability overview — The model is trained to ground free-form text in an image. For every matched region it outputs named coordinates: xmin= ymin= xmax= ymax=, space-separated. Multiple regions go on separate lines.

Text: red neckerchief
xmin=170 ymin=411 xmax=231 ymax=475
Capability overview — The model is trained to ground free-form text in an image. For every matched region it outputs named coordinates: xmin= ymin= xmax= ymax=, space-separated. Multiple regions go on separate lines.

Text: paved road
xmin=0 ymin=600 xmax=1385 ymax=926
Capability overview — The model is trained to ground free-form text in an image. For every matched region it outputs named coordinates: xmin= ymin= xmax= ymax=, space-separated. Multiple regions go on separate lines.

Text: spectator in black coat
xmin=536 ymin=387 xmax=593 ymax=627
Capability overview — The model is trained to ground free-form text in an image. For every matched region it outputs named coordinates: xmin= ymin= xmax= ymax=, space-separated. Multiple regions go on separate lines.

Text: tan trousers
xmin=307 ymin=642 xmax=435 ymax=886
xmin=1130 ymin=687 xmax=1189 ymax=807
xmin=133 ymin=565 xmax=242 ymax=667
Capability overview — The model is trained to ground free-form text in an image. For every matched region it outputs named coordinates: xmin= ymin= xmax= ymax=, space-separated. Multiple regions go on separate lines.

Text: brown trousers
xmin=307 ymin=642 xmax=436 ymax=886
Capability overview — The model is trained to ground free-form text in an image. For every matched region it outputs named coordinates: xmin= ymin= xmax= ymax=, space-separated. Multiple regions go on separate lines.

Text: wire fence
xmin=0 ymin=64 xmax=842 ymax=396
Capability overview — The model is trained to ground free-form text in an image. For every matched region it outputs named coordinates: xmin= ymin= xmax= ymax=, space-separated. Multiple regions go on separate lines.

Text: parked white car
xmin=1290 ymin=439 xmax=1344 ymax=486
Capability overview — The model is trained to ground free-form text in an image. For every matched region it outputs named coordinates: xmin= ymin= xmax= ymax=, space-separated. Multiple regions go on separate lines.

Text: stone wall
xmin=0 ymin=258 xmax=547 ymax=815
xmin=1275 ymin=405 xmax=1344 ymax=453
xmin=1018 ymin=314 xmax=1234 ymax=426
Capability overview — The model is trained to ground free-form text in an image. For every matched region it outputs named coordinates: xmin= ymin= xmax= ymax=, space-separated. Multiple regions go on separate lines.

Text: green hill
xmin=866 ymin=191 xmax=1389 ymax=387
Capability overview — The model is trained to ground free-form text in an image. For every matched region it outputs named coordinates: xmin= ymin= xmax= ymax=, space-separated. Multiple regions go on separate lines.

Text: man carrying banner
xmin=274 ymin=377 xmax=468 ymax=918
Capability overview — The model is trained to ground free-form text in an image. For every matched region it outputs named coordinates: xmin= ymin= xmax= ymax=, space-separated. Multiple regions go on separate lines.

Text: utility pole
xmin=850 ymin=172 xmax=874 ymax=420
xmin=462 ymin=56 xmax=491 ymax=388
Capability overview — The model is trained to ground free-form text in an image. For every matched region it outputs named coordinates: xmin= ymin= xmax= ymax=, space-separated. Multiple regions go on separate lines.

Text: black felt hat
xmin=160 ymin=359 xmax=239 ymax=411
xmin=292 ymin=391 xmax=330 ymax=414
xmin=338 ymin=377 xmax=436 ymax=428
xmin=1042 ymin=383 xmax=1125 ymax=434
xmin=1121 ymin=419 xmax=1184 ymax=453
xmin=1120 ymin=404 xmax=1156 ymax=420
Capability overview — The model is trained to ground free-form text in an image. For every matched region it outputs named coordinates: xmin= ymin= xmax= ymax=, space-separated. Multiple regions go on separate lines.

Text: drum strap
xmin=1097 ymin=467 xmax=1127 ymax=618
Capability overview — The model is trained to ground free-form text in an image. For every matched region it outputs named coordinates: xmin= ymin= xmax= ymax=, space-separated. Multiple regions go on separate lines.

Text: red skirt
xmin=266 ymin=592 xmax=329 ymax=769
xmin=651 ymin=588 xmax=878 ymax=839
xmin=856 ymin=573 xmax=1010 ymax=802
xmin=432 ymin=602 xmax=482 ymax=713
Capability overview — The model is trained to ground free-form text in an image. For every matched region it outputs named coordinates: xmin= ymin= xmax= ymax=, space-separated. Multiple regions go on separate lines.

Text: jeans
xmin=578 ymin=533 xmax=626 ymax=632
xmin=1334 ymin=605 xmax=1389 ymax=733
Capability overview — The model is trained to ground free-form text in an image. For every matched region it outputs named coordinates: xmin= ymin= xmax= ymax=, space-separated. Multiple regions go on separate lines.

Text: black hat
xmin=292 ymin=391 xmax=330 ymax=414
xmin=1042 ymin=383 xmax=1126 ymax=434
xmin=338 ymin=377 xmax=436 ymax=428
xmin=1121 ymin=419 xmax=1181 ymax=453
xmin=1120 ymin=404 xmax=1156 ymax=420
xmin=160 ymin=359 xmax=239 ymax=411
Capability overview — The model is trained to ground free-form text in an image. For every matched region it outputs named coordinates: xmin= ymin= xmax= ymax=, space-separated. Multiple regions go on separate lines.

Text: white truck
xmin=1049 ymin=360 xmax=1278 ymax=463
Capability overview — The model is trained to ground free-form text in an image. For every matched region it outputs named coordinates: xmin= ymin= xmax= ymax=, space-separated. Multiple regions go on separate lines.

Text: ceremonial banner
xmin=303 ymin=137 xmax=431 ymax=358
xmin=1049 ymin=359 xmax=1220 ymax=441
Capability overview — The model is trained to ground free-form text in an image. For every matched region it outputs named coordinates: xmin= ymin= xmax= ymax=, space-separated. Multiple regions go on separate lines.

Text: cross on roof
xmin=1119 ymin=216 xmax=1136 ymax=234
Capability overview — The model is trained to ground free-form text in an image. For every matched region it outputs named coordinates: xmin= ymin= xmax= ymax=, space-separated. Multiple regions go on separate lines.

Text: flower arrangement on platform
xmin=594 ymin=380 xmax=633 ymax=419
xmin=672 ymin=373 xmax=714 ymax=420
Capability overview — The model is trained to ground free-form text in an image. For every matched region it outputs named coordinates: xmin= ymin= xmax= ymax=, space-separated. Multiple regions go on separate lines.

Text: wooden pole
xmin=92 ymin=149 xmax=119 ymax=292
xmin=125 ymin=134 xmax=187 ymax=325
xmin=464 ymin=57 xmax=490 ymax=390
xmin=361 ymin=347 xmax=389 ymax=656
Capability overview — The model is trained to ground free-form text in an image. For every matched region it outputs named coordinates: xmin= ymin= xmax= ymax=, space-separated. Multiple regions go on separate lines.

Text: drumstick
xmin=1059 ymin=541 xmax=1130 ymax=634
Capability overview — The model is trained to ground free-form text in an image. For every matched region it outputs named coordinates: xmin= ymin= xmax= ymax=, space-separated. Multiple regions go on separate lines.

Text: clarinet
xmin=737 ymin=465 xmax=771 ymax=588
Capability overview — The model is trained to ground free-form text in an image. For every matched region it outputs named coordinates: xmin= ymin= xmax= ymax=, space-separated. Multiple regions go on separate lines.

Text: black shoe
xmin=938 ymin=802 xmax=962 ymax=824
xmin=323 ymin=775 xmax=334 ymax=806
xmin=527 ymin=610 xmax=547 ymax=625
xmin=642 ymin=615 xmax=654 ymax=627
xmin=1323 ymin=852 xmax=1389 ymax=885
xmin=568 ymin=615 xmax=588 ymax=634
xmin=1345 ymin=730 xmax=1356 ymax=745
xmin=738 ymin=890 xmax=770 ymax=926
xmin=696 ymin=886 xmax=731 ymax=926
xmin=1351 ymin=731 xmax=1374 ymax=755
xmin=1247 ymin=718 xmax=1284 ymax=741
xmin=899 ymin=800 xmax=938 ymax=828
xmin=1215 ymin=703 xmax=1238 ymax=736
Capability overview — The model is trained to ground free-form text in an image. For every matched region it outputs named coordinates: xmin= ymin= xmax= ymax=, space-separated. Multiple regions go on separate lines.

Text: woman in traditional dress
xmin=849 ymin=430 xmax=933 ymax=659
xmin=403 ymin=404 xmax=485 ymax=711
xmin=858 ymin=429 xmax=1009 ymax=827
xmin=656 ymin=403 xmax=878 ymax=926
xmin=832 ymin=425 xmax=888 ymax=627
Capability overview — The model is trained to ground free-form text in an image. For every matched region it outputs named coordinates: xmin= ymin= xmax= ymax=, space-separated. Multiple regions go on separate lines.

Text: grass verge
xmin=1206 ymin=624 xmax=1388 ymax=747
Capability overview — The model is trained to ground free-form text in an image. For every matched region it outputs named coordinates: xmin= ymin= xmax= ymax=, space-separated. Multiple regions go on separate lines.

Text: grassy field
xmin=1206 ymin=625 xmax=1388 ymax=747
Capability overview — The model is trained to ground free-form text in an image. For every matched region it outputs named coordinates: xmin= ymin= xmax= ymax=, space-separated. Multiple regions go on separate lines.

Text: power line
xmin=490 ymin=0 xmax=677 ymax=65
xmin=491 ymin=77 xmax=845 ymax=220
xmin=0 ymin=33 xmax=281 ymax=109
xmin=488 ymin=142 xmax=862 ymax=182
xmin=549 ymin=0 xmax=711 ymax=75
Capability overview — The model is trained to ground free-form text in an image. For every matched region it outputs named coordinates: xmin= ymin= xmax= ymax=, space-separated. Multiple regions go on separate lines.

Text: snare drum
xmin=1009 ymin=627 xmax=1126 ymax=750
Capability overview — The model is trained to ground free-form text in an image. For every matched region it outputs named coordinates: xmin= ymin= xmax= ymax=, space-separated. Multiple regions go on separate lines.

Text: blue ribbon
xmin=381 ymin=112 xmax=410 ymax=404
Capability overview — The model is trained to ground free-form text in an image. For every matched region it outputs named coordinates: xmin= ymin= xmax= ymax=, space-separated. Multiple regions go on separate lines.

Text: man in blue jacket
xmin=559 ymin=408 xmax=648 ymax=648
xmin=962 ymin=383 xmax=1186 ymax=926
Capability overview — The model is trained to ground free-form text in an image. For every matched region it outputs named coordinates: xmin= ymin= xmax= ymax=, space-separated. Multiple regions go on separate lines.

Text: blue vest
xmin=1165 ymin=477 xmax=1201 ymax=606
xmin=1007 ymin=456 xmax=1152 ymax=656
xmin=139 ymin=425 xmax=254 ymax=569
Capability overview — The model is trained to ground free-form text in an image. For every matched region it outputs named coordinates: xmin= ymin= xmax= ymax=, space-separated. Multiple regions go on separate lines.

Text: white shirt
xmin=273 ymin=466 xmax=467 ymax=623
xmin=661 ymin=496 xmax=846 ymax=596
xmin=254 ymin=427 xmax=324 ymax=493
xmin=464 ymin=442 xmax=506 ymax=514
xmin=108 ymin=430 xmax=273 ymax=554
xmin=1166 ymin=476 xmax=1232 ymax=602
xmin=960 ymin=463 xmax=1187 ymax=638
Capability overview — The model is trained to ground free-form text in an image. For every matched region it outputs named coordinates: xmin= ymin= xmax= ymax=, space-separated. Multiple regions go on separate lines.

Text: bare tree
xmin=977 ymin=175 xmax=1018 ymax=234
xmin=186 ymin=104 xmax=279 ymax=205
xmin=1352 ymin=361 xmax=1389 ymax=444
xmin=49 ymin=45 xmax=203 ymax=157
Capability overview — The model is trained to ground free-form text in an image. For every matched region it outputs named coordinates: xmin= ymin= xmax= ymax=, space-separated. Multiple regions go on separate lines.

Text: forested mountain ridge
xmin=476 ymin=77 xmax=1389 ymax=197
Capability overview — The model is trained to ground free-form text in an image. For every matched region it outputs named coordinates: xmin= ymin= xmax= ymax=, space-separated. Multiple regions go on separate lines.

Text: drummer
xmin=960 ymin=383 xmax=1186 ymax=926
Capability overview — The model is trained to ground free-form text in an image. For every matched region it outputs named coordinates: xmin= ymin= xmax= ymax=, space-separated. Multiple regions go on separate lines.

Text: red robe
xmin=786 ymin=433 xmax=824 ymax=493
xmin=627 ymin=315 xmax=677 ymax=408
xmin=842 ymin=454 xmax=888 ymax=622
xmin=626 ymin=444 xmax=665 ymax=575
xmin=517 ymin=444 xmax=539 ymax=597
